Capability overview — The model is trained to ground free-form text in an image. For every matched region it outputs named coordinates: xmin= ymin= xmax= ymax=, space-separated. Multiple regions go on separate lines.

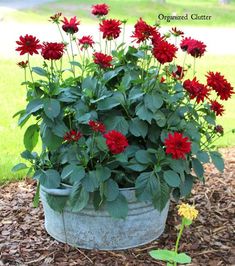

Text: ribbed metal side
xmin=40 ymin=186 xmax=169 ymax=250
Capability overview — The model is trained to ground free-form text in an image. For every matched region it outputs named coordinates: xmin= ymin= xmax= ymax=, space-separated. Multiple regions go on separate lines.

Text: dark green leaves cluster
xmin=13 ymin=42 xmax=224 ymax=218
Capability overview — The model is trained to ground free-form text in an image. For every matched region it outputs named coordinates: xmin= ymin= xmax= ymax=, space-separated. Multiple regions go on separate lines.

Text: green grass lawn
xmin=0 ymin=54 xmax=234 ymax=184
xmin=6 ymin=0 xmax=235 ymax=27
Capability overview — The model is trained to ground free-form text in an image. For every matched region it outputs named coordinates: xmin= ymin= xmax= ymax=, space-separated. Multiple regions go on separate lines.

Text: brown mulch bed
xmin=0 ymin=148 xmax=234 ymax=266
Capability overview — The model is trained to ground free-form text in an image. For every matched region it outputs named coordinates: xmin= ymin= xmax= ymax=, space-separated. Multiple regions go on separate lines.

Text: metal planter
xmin=40 ymin=185 xmax=169 ymax=250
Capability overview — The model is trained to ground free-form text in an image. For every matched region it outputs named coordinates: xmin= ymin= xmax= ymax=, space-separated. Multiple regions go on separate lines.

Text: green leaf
xmin=192 ymin=158 xmax=204 ymax=179
xmin=32 ymin=67 xmax=47 ymax=77
xmin=26 ymin=99 xmax=43 ymax=114
xmin=21 ymin=150 xmax=36 ymax=160
xmin=96 ymin=166 xmax=111 ymax=182
xmin=169 ymin=159 xmax=187 ymax=175
xmin=149 ymin=250 xmax=191 ymax=264
xmin=24 ymin=124 xmax=39 ymax=151
xmin=46 ymin=194 xmax=68 ymax=212
xmin=82 ymin=172 xmax=99 ymax=192
xmin=128 ymin=87 xmax=144 ymax=101
xmin=153 ymin=111 xmax=166 ymax=127
xmin=42 ymin=127 xmax=62 ymax=151
xmin=153 ymin=181 xmax=170 ymax=211
xmin=97 ymin=96 xmax=120 ymax=110
xmin=11 ymin=163 xmax=28 ymax=172
xmin=175 ymin=253 xmax=191 ymax=263
xmin=104 ymin=179 xmax=119 ymax=201
xmin=40 ymin=169 xmax=61 ymax=189
xmin=44 ymin=99 xmax=61 ymax=120
xmin=135 ymin=172 xmax=160 ymax=201
xmin=61 ymin=164 xmax=85 ymax=184
xmin=93 ymin=190 xmax=103 ymax=210
xmin=149 ymin=124 xmax=161 ymax=143
xmin=135 ymin=150 xmax=153 ymax=165
xmin=96 ymin=136 xmax=108 ymax=151
xmin=183 ymin=217 xmax=192 ymax=226
xmin=180 ymin=174 xmax=194 ymax=197
xmin=144 ymin=93 xmax=163 ymax=112
xmin=33 ymin=182 xmax=40 ymax=207
xmin=136 ymin=104 xmax=153 ymax=123
xmin=163 ymin=170 xmax=181 ymax=187
xmin=210 ymin=151 xmax=224 ymax=172
xmin=129 ymin=118 xmax=148 ymax=138
xmin=69 ymin=184 xmax=89 ymax=212
xmin=105 ymin=116 xmax=129 ymax=135
xmin=149 ymin=250 xmax=177 ymax=262
xmin=197 ymin=151 xmax=210 ymax=163
xmin=52 ymin=121 xmax=69 ymax=137
xmin=18 ymin=112 xmax=31 ymax=127
xmin=70 ymin=61 xmax=82 ymax=68
xmin=106 ymin=193 xmax=128 ymax=219
xmin=127 ymin=160 xmax=148 ymax=172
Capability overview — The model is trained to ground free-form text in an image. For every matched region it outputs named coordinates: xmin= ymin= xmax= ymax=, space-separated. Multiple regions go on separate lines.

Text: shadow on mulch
xmin=0 ymin=148 xmax=234 ymax=266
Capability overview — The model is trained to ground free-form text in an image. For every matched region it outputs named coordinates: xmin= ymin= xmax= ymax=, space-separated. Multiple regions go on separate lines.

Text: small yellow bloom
xmin=178 ymin=203 xmax=198 ymax=221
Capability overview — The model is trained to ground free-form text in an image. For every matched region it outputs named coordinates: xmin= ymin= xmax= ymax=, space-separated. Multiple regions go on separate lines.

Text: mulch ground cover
xmin=0 ymin=148 xmax=234 ymax=266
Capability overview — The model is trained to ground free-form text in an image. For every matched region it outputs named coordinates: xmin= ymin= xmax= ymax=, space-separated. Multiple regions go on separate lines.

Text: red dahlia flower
xmin=64 ymin=130 xmax=82 ymax=142
xmin=183 ymin=77 xmax=210 ymax=103
xmin=151 ymin=31 xmax=163 ymax=46
xmin=62 ymin=16 xmax=80 ymax=34
xmin=78 ymin=36 xmax=94 ymax=50
xmin=17 ymin=61 xmax=28 ymax=69
xmin=104 ymin=130 xmax=128 ymax=154
xmin=210 ymin=100 xmax=224 ymax=116
xmin=206 ymin=71 xmax=234 ymax=101
xmin=172 ymin=65 xmax=185 ymax=80
xmin=41 ymin=42 xmax=64 ymax=60
xmin=153 ymin=40 xmax=177 ymax=64
xmin=88 ymin=120 xmax=106 ymax=133
xmin=214 ymin=125 xmax=224 ymax=135
xmin=164 ymin=132 xmax=191 ymax=160
xmin=93 ymin=52 xmax=112 ymax=68
xmin=132 ymin=18 xmax=157 ymax=43
xmin=170 ymin=27 xmax=184 ymax=37
xmin=16 ymin=34 xmax=41 ymax=56
xmin=91 ymin=3 xmax=109 ymax=17
xmin=49 ymin=12 xmax=62 ymax=24
xmin=180 ymin=37 xmax=206 ymax=58
xmin=99 ymin=19 xmax=122 ymax=40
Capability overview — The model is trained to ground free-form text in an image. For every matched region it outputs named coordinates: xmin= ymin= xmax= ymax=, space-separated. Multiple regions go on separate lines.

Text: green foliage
xmin=106 ymin=194 xmax=128 ymax=219
xmin=149 ymin=249 xmax=191 ymax=264
xmin=13 ymin=12 xmax=230 ymax=219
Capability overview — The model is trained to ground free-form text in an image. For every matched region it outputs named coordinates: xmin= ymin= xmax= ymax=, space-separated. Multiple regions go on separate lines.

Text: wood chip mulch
xmin=0 ymin=148 xmax=234 ymax=266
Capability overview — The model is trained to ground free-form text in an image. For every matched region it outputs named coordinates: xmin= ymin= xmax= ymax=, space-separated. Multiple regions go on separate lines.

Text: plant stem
xmin=174 ymin=220 xmax=185 ymax=266
xmin=105 ymin=40 xmax=108 ymax=54
xmin=24 ymin=68 xmax=28 ymax=91
xmin=109 ymin=40 xmax=112 ymax=55
xmin=69 ymin=34 xmax=75 ymax=77
xmin=193 ymin=57 xmax=196 ymax=77
xmin=81 ymin=50 xmax=86 ymax=80
xmin=68 ymin=114 xmax=72 ymax=130
xmin=57 ymin=24 xmax=71 ymax=63
xmin=181 ymin=52 xmax=187 ymax=79
xmin=122 ymin=23 xmax=126 ymax=44
xmin=27 ymin=54 xmax=34 ymax=83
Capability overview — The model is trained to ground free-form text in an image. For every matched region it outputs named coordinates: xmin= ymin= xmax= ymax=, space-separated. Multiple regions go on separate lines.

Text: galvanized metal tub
xmin=40 ymin=185 xmax=170 ymax=250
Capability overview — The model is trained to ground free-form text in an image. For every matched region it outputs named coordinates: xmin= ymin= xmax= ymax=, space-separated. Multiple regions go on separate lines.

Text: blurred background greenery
xmin=0 ymin=0 xmax=234 ymax=184
xmin=4 ymin=0 xmax=235 ymax=26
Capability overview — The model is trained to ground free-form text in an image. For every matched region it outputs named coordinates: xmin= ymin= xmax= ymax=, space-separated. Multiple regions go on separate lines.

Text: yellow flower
xmin=178 ymin=203 xmax=198 ymax=221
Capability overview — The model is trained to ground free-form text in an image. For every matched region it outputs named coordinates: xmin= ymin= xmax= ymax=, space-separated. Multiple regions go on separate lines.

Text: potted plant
xmin=13 ymin=4 xmax=233 ymax=250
